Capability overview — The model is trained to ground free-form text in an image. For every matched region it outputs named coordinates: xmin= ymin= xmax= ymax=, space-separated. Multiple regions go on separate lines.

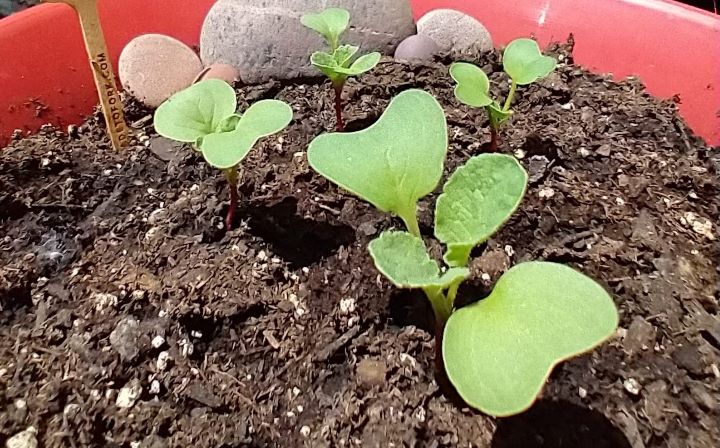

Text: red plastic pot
xmin=0 ymin=0 xmax=718 ymax=147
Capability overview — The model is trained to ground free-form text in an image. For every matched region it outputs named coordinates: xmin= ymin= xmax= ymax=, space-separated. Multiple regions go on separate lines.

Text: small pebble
xmin=394 ymin=34 xmax=440 ymax=61
xmin=539 ymin=188 xmax=555 ymax=199
xmin=417 ymin=9 xmax=493 ymax=54
xmin=623 ymin=378 xmax=642 ymax=395
xmin=5 ymin=427 xmax=37 ymax=448
xmin=300 ymin=426 xmax=311 ymax=437
xmin=151 ymin=335 xmax=165 ymax=349
xmin=578 ymin=387 xmax=587 ymax=398
xmin=156 ymin=351 xmax=171 ymax=371
xmin=193 ymin=63 xmax=241 ymax=85
xmin=119 ymin=34 xmax=203 ymax=107
xmin=116 ymin=380 xmax=142 ymax=408
xmin=356 ymin=359 xmax=387 ymax=387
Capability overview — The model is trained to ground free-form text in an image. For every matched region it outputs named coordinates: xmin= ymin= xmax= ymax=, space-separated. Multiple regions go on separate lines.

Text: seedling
xmin=302 ymin=7 xmax=381 ymax=131
xmin=308 ymin=89 xmax=618 ymax=416
xmin=154 ymin=79 xmax=292 ymax=229
xmin=450 ymin=38 xmax=556 ymax=151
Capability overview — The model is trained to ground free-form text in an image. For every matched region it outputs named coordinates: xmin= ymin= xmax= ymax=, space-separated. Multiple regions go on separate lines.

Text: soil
xmin=1 ymin=44 xmax=719 ymax=448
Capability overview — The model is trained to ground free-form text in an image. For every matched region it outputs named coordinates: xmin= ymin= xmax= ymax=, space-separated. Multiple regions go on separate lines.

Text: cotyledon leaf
xmin=301 ymin=8 xmax=350 ymax=47
xmin=443 ymin=262 xmax=619 ymax=417
xmin=368 ymin=231 xmax=469 ymax=289
xmin=435 ymin=154 xmax=528 ymax=267
xmin=201 ymin=100 xmax=293 ymax=169
xmin=307 ymin=89 xmax=448 ymax=224
xmin=449 ymin=62 xmax=494 ymax=108
xmin=154 ymin=79 xmax=237 ymax=143
xmin=503 ymin=38 xmax=557 ymax=85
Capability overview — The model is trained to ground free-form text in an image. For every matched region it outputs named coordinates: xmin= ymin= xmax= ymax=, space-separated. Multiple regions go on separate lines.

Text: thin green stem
xmin=446 ymin=281 xmax=461 ymax=309
xmin=400 ymin=211 xmax=421 ymax=238
xmin=503 ymin=80 xmax=518 ymax=112
xmin=423 ymin=287 xmax=452 ymax=325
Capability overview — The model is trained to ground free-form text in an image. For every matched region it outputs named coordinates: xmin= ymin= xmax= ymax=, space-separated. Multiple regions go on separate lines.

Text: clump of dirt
xmin=1 ymin=44 xmax=718 ymax=447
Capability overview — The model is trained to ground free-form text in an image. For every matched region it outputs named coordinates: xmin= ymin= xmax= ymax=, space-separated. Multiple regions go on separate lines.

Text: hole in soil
xmin=523 ymin=133 xmax=560 ymax=161
xmin=245 ymin=197 xmax=355 ymax=268
xmin=491 ymin=400 xmax=632 ymax=448
xmin=388 ymin=289 xmax=435 ymax=334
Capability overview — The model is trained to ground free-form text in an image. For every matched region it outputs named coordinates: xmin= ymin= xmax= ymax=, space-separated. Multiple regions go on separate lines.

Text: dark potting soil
xmin=1 ymin=44 xmax=719 ymax=447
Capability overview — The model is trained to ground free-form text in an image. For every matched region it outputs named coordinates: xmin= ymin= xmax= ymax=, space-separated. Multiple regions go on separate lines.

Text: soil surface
xmin=1 ymin=45 xmax=719 ymax=447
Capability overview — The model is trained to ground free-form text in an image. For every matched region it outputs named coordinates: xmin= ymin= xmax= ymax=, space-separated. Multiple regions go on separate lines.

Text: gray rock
xmin=416 ymin=9 xmax=493 ymax=55
xmin=119 ymin=34 xmax=203 ymax=108
xmin=394 ymin=34 xmax=440 ymax=62
xmin=200 ymin=0 xmax=415 ymax=83
xmin=109 ymin=317 xmax=141 ymax=361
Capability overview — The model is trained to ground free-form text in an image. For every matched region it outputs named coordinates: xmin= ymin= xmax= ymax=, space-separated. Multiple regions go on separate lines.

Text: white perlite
xmin=417 ymin=9 xmax=493 ymax=54
xmin=116 ymin=380 xmax=142 ymax=408
xmin=6 ymin=427 xmax=37 ymax=448
xmin=200 ymin=0 xmax=415 ymax=83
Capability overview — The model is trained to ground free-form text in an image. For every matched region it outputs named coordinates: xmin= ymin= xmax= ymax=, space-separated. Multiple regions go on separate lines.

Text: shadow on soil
xmin=491 ymin=400 xmax=631 ymax=448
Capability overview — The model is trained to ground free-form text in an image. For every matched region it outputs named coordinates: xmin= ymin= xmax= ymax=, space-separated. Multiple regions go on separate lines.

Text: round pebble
xmin=193 ymin=63 xmax=242 ymax=85
xmin=417 ymin=9 xmax=493 ymax=54
xmin=394 ymin=34 xmax=440 ymax=62
xmin=119 ymin=34 xmax=203 ymax=108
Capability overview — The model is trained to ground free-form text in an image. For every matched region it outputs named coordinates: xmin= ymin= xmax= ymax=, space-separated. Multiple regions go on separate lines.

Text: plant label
xmin=45 ymin=0 xmax=130 ymax=150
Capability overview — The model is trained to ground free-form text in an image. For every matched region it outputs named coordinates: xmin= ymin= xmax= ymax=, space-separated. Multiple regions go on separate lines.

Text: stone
xmin=119 ymin=34 xmax=203 ymax=108
xmin=200 ymin=0 xmax=415 ymax=83
xmin=394 ymin=34 xmax=440 ymax=61
xmin=193 ymin=64 xmax=242 ymax=85
xmin=624 ymin=316 xmax=656 ymax=356
xmin=417 ymin=9 xmax=493 ymax=55
xmin=5 ymin=427 xmax=37 ymax=448
xmin=356 ymin=359 xmax=387 ymax=387
xmin=116 ymin=379 xmax=142 ymax=408
xmin=109 ymin=317 xmax=141 ymax=361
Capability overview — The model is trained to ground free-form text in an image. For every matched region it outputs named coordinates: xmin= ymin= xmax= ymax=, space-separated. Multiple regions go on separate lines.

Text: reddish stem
xmin=333 ymin=82 xmax=345 ymax=132
xmin=489 ymin=127 xmax=499 ymax=152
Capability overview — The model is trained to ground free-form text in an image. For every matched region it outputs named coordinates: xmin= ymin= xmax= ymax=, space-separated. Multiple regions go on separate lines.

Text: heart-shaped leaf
xmin=435 ymin=154 xmax=528 ymax=267
xmin=443 ymin=262 xmax=619 ymax=417
xmin=503 ymin=38 xmax=557 ymax=85
xmin=308 ymin=89 xmax=448 ymax=230
xmin=154 ymin=79 xmax=237 ymax=143
xmin=449 ymin=62 xmax=494 ymax=108
xmin=202 ymin=100 xmax=293 ymax=169
xmin=311 ymin=48 xmax=380 ymax=82
xmin=301 ymin=8 xmax=350 ymax=49
xmin=369 ymin=231 xmax=469 ymax=290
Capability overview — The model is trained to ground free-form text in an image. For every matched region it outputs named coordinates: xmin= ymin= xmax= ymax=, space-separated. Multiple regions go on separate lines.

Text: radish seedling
xmin=308 ymin=89 xmax=618 ymax=416
xmin=154 ymin=79 xmax=292 ymax=230
xmin=302 ymin=7 xmax=381 ymax=131
xmin=451 ymin=38 xmax=556 ymax=151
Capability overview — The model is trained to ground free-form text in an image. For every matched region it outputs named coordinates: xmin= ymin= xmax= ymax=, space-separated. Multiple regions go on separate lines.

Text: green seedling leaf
xmin=154 ymin=79 xmax=237 ymax=143
xmin=202 ymin=100 xmax=293 ymax=169
xmin=301 ymin=7 xmax=350 ymax=49
xmin=443 ymin=262 xmax=618 ymax=417
xmin=369 ymin=231 xmax=469 ymax=290
xmin=449 ymin=62 xmax=493 ymax=108
xmin=487 ymin=103 xmax=513 ymax=129
xmin=435 ymin=154 xmax=528 ymax=267
xmin=311 ymin=47 xmax=381 ymax=84
xmin=308 ymin=89 xmax=448 ymax=232
xmin=503 ymin=38 xmax=557 ymax=85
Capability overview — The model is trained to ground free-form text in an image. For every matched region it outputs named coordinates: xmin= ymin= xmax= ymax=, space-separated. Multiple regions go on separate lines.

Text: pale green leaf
xmin=343 ymin=52 xmax=381 ymax=75
xmin=449 ymin=62 xmax=494 ymax=108
xmin=334 ymin=44 xmax=360 ymax=67
xmin=154 ymin=79 xmax=237 ymax=142
xmin=307 ymin=89 xmax=448 ymax=225
xmin=201 ymin=100 xmax=292 ymax=170
xmin=503 ymin=38 xmax=557 ymax=85
xmin=443 ymin=262 xmax=618 ymax=416
xmin=435 ymin=154 xmax=528 ymax=267
xmin=369 ymin=231 xmax=469 ymax=289
xmin=301 ymin=8 xmax=350 ymax=47
xmin=487 ymin=103 xmax=513 ymax=128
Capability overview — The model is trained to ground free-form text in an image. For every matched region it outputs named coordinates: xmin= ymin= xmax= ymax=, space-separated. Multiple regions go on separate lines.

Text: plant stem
xmin=224 ymin=168 xmax=239 ymax=230
xmin=489 ymin=126 xmax=499 ymax=152
xmin=446 ymin=280 xmax=461 ymax=309
xmin=503 ymin=80 xmax=518 ymax=112
xmin=333 ymin=81 xmax=345 ymax=132
xmin=423 ymin=287 xmax=452 ymax=326
xmin=400 ymin=211 xmax=421 ymax=238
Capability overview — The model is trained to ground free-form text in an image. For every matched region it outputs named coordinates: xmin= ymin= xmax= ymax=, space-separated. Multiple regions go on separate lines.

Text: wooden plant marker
xmin=45 ymin=0 xmax=130 ymax=150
